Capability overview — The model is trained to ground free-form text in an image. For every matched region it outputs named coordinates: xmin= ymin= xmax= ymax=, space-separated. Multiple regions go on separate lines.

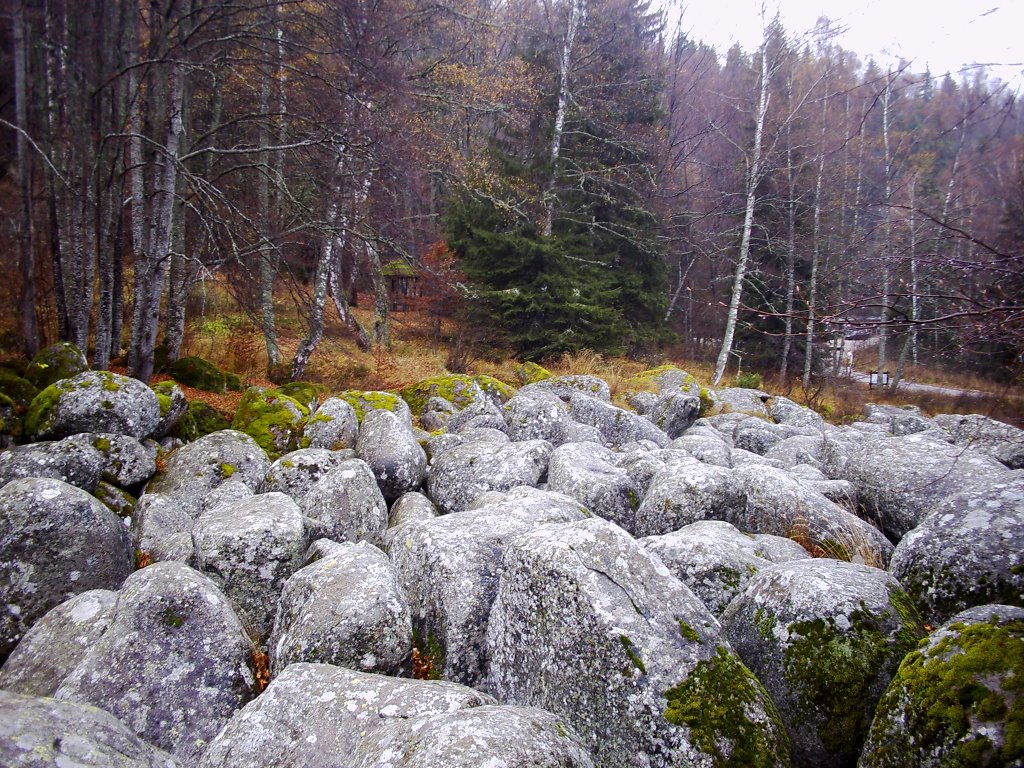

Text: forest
xmin=0 ymin=0 xmax=1021 ymax=388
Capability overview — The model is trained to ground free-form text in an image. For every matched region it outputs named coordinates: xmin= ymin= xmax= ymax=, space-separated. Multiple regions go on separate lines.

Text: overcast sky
xmin=671 ymin=0 xmax=1024 ymax=88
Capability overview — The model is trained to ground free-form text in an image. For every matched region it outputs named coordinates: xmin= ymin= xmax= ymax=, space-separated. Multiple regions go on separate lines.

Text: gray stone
xmin=150 ymin=382 xmax=188 ymax=440
xmin=0 ymin=589 xmax=117 ymax=696
xmin=933 ymin=412 xmax=1024 ymax=469
xmin=145 ymin=430 xmax=270 ymax=517
xmin=270 ymin=540 xmax=411 ymax=676
xmin=301 ymin=396 xmax=359 ymax=451
xmin=641 ymin=520 xmax=808 ymax=615
xmin=649 ymin=391 xmax=701 ymax=439
xmin=382 ymin=492 xmax=438 ymax=551
xmin=0 ymin=689 xmax=180 ymax=768
xmin=427 ymin=438 xmax=552 ymax=514
xmin=300 ymin=458 xmax=389 ymax=545
xmin=0 ymin=477 xmax=132 ymax=664
xmin=27 ymin=371 xmax=161 ymax=441
xmin=889 ymin=474 xmax=1024 ymax=624
xmin=192 ymin=492 xmax=308 ymax=639
xmin=389 ymin=488 xmax=586 ymax=686
xmin=523 ymin=375 xmax=611 ymax=402
xmin=502 ymin=389 xmax=572 ymax=446
xmin=351 ymin=704 xmax=595 ymax=768
xmin=486 ymin=517 xmax=790 ymax=768
xmin=458 ymin=426 xmax=510 ymax=443
xmin=426 ymin=432 xmax=464 ymax=460
xmin=766 ymin=396 xmax=825 ymax=429
xmin=197 ymin=662 xmax=494 ymax=768
xmin=732 ymin=419 xmax=788 ymax=455
xmin=0 ymin=437 xmax=104 ymax=492
xmin=547 ymin=442 xmax=643 ymax=533
xmin=720 ymin=558 xmax=925 ymax=768
xmin=633 ymin=458 xmax=744 ymax=537
xmin=64 ymin=433 xmax=156 ymax=489
xmin=715 ymin=387 xmax=770 ymax=418
xmin=131 ymin=493 xmax=194 ymax=563
xmin=763 ymin=435 xmax=825 ymax=469
xmin=446 ymin=384 xmax=507 ymax=434
xmin=198 ymin=479 xmax=255 ymax=516
xmin=260 ymin=448 xmax=351 ymax=501
xmin=669 ymin=432 xmax=732 ymax=467
xmin=357 ymin=409 xmax=428 ymax=501
xmin=55 ymin=562 xmax=257 ymax=764
xmin=860 ymin=604 xmax=1024 ymax=768
xmin=730 ymin=447 xmax=785 ymax=468
xmin=568 ymin=392 xmax=670 ymax=448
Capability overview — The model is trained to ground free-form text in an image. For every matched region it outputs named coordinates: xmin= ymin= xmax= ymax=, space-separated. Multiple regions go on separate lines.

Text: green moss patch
xmin=170 ymin=400 xmax=230 ymax=442
xmin=167 ymin=356 xmax=227 ymax=393
xmin=665 ymin=646 xmax=790 ymax=768
xmin=338 ymin=390 xmax=406 ymax=423
xmin=400 ymin=374 xmax=514 ymax=418
xmin=25 ymin=342 xmax=88 ymax=389
xmin=0 ymin=367 xmax=39 ymax=408
xmin=231 ymin=387 xmax=308 ymax=458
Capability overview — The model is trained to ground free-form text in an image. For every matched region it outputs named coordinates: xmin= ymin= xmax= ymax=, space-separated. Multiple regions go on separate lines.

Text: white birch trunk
xmin=541 ymin=0 xmax=580 ymax=237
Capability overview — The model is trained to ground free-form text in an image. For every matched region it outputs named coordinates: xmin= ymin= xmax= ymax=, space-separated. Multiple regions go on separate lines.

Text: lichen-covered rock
xmin=0 ymin=589 xmax=117 ymax=696
xmin=300 ymin=458 xmax=389 ymax=544
xmin=889 ymin=475 xmax=1024 ymax=624
xmin=131 ymin=493 xmax=194 ymax=563
xmin=524 ymin=374 xmax=611 ymax=402
xmin=669 ymin=432 xmax=733 ymax=468
xmin=192 ymin=492 xmax=308 ymax=639
xmin=337 ymin=390 xmax=413 ymax=425
xmin=270 ymin=539 xmax=412 ymax=675
xmin=486 ymin=516 xmax=790 ymax=768
xmin=0 ymin=436 xmax=104 ymax=492
xmin=300 ymin=396 xmax=359 ymax=451
xmin=145 ymin=429 xmax=270 ymax=517
xmin=649 ymin=391 xmax=701 ymax=439
xmin=25 ymin=371 xmax=161 ymax=441
xmin=933 ymin=412 xmax=1024 ymax=469
xmin=732 ymin=419 xmax=788 ymax=456
xmin=149 ymin=381 xmax=187 ymax=440
xmin=389 ymin=488 xmax=586 ymax=686
xmin=502 ymin=388 xmax=572 ymax=445
xmin=197 ymin=662 xmax=494 ymax=768
xmin=55 ymin=562 xmax=257 ymax=764
xmin=859 ymin=604 xmax=1024 ymax=768
xmin=24 ymin=342 xmax=88 ymax=390
xmin=231 ymin=387 xmax=308 ymax=458
xmin=720 ymin=559 xmax=925 ymax=768
xmin=169 ymin=400 xmax=231 ymax=442
xmin=641 ymin=521 xmax=809 ymax=615
xmin=63 ymin=432 xmax=156 ymax=489
xmin=730 ymin=464 xmax=894 ymax=568
xmin=824 ymin=431 xmax=1009 ymax=541
xmin=446 ymin=386 xmax=508 ymax=433
xmin=0 ymin=689 xmax=180 ymax=768
xmin=626 ymin=365 xmax=705 ymax=399
xmin=0 ymin=477 xmax=132 ymax=664
xmin=766 ymin=396 xmax=825 ymax=429
xmin=94 ymin=480 xmax=137 ymax=519
xmin=426 ymin=438 xmax=553 ymax=514
xmin=351 ymin=704 xmax=595 ymax=768
xmin=547 ymin=442 xmax=643 ymax=533
xmin=401 ymin=374 xmax=514 ymax=418
xmin=166 ymin=355 xmax=227 ymax=393
xmin=568 ymin=392 xmax=670 ymax=448
xmin=259 ymin=448 xmax=351 ymax=501
xmin=357 ymin=409 xmax=428 ymax=501
xmin=763 ymin=435 xmax=825 ymax=470
xmin=633 ymin=457 xmax=745 ymax=537
xmin=715 ymin=387 xmax=770 ymax=418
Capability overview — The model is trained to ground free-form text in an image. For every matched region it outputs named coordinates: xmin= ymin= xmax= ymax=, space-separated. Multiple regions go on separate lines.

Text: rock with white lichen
xmin=0 ymin=437 xmax=105 ymax=492
xmin=260 ymin=448 xmax=352 ymax=502
xmin=25 ymin=371 xmax=162 ymax=441
xmin=546 ymin=441 xmax=643 ymax=533
xmin=633 ymin=457 xmax=745 ymax=537
xmin=356 ymin=409 xmax=428 ymax=501
xmin=300 ymin=458 xmax=389 ymax=545
xmin=932 ymin=412 xmax=1024 ymax=469
xmin=300 ymin=396 xmax=360 ymax=451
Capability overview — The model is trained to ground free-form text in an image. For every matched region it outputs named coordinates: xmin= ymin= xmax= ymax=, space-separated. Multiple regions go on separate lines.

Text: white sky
xmin=672 ymin=0 xmax=1024 ymax=88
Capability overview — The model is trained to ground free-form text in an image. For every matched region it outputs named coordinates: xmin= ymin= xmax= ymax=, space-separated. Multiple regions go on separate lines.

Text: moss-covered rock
xmin=170 ymin=400 xmax=231 ymax=442
xmin=337 ymin=390 xmax=412 ymax=425
xmin=0 ymin=391 xmax=22 ymax=445
xmin=167 ymin=356 xmax=227 ymax=393
xmin=24 ymin=371 xmax=161 ymax=441
xmin=861 ymin=605 xmax=1024 ymax=768
xmin=231 ymin=387 xmax=309 ymax=458
xmin=275 ymin=381 xmax=324 ymax=412
xmin=224 ymin=372 xmax=243 ymax=392
xmin=0 ymin=367 xmax=39 ymax=408
xmin=515 ymin=361 xmax=553 ymax=385
xmin=400 ymin=374 xmax=514 ymax=418
xmin=150 ymin=380 xmax=187 ymax=439
xmin=94 ymin=479 xmax=137 ymax=520
xmin=24 ymin=342 xmax=88 ymax=390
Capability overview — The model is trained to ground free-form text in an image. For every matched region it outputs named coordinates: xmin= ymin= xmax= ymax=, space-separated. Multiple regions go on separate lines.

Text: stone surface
xmin=715 ymin=387 xmax=770 ymax=418
xmin=150 ymin=381 xmax=188 ymax=440
xmin=55 ymin=562 xmax=257 ymax=764
xmin=25 ymin=371 xmax=161 ymax=441
xmin=64 ymin=432 xmax=156 ymax=489
xmin=427 ymin=438 xmax=552 ymax=514
xmin=547 ymin=442 xmax=643 ymax=533
xmin=669 ymin=432 xmax=732 ymax=468
xmin=766 ymin=396 xmax=825 ymax=430
xmin=24 ymin=342 xmax=88 ymax=390
xmin=131 ymin=493 xmax=194 ymax=563
xmin=486 ymin=516 xmax=790 ymax=768
xmin=720 ymin=558 xmax=925 ymax=768
xmin=0 ymin=437 xmax=105 ymax=492
xmin=649 ymin=391 xmax=701 ymax=439
xmin=889 ymin=474 xmax=1024 ymax=624
xmin=933 ymin=412 xmax=1024 ymax=469
xmin=502 ymin=388 xmax=572 ymax=446
xmin=633 ymin=457 xmax=744 ymax=537
xmin=270 ymin=539 xmax=412 ymax=676
xmin=300 ymin=458 xmax=389 ymax=545
xmin=0 ymin=689 xmax=180 ymax=767
xmin=0 ymin=589 xmax=117 ymax=696
xmin=230 ymin=387 xmax=309 ymax=457
xmin=859 ymin=604 xmax=1024 ymax=768
xmin=301 ymin=396 xmax=359 ymax=450
xmin=0 ymin=477 xmax=132 ymax=664
xmin=197 ymin=662 xmax=494 ymax=768
xmin=356 ymin=408 xmax=428 ymax=501
xmin=260 ymin=448 xmax=351 ymax=501
xmin=568 ymin=392 xmax=670 ymax=448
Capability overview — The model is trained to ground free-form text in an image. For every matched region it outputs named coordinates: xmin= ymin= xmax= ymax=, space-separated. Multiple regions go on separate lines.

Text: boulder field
xmin=1 ymin=359 xmax=1022 ymax=767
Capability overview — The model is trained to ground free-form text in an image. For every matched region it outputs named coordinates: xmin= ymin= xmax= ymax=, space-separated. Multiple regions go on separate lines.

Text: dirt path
xmin=850 ymin=369 xmax=989 ymax=399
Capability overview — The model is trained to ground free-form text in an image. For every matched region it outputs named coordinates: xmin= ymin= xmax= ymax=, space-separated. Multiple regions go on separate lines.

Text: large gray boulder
xmin=300 ymin=458 xmax=389 ymax=545
xmin=389 ymin=487 xmax=586 ymax=686
xmin=763 ymin=435 xmax=825 ymax=470
xmin=649 ymin=391 xmax=701 ymax=439
xmin=351 ymin=704 xmax=595 ymax=768
xmin=270 ymin=539 xmax=412 ymax=676
xmin=197 ymin=662 xmax=494 ymax=768
xmin=546 ymin=442 xmax=642 ymax=533
xmin=191 ymin=492 xmax=309 ymax=639
xmin=889 ymin=474 xmax=1024 ymax=624
xmin=427 ymin=438 xmax=552 ymax=514
xmin=732 ymin=419 xmax=788 ymax=456
xmin=641 ymin=520 xmax=809 ymax=615
xmin=502 ymin=388 xmax=572 ymax=445
xmin=715 ymin=387 xmax=770 ymax=418
xmin=131 ymin=493 xmax=194 ymax=563
xmin=0 ymin=589 xmax=117 ymax=696
xmin=145 ymin=429 xmax=271 ymax=517
xmin=25 ymin=370 xmax=161 ymax=441
xmin=823 ymin=431 xmax=1009 ymax=541
xmin=0 ymin=689 xmax=180 ymax=768
xmin=381 ymin=491 xmax=438 ymax=550
xmin=0 ymin=477 xmax=133 ymax=664
xmin=669 ymin=432 xmax=732 ymax=468
xmin=300 ymin=396 xmax=359 ymax=450
xmin=55 ymin=562 xmax=258 ymax=764
xmin=259 ymin=447 xmax=351 ymax=501
xmin=486 ymin=517 xmax=790 ymax=768
xmin=933 ymin=412 xmax=1024 ymax=469
xmin=523 ymin=375 xmax=611 ymax=402
xmin=720 ymin=558 xmax=925 ymax=768
xmin=568 ymin=392 xmax=670 ymax=448
xmin=633 ymin=457 xmax=745 ymax=537
xmin=63 ymin=432 xmax=156 ymax=489
xmin=356 ymin=408 xmax=428 ymax=501
xmin=860 ymin=604 xmax=1024 ymax=768
xmin=766 ymin=396 xmax=825 ymax=429
xmin=0 ymin=437 xmax=104 ymax=492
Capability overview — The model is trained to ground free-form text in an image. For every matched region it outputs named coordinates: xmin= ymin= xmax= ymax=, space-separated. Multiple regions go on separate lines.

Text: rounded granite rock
xmin=300 ymin=396 xmax=359 ymax=451
xmin=25 ymin=370 xmax=161 ymax=441
xmin=356 ymin=408 xmax=428 ymax=501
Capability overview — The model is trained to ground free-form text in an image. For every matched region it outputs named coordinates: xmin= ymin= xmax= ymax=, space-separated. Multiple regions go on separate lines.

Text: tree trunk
xmin=780 ymin=118 xmax=796 ymax=381
xmin=541 ymin=0 xmax=580 ymax=237
xmin=877 ymin=70 xmax=895 ymax=385
xmin=802 ymin=86 xmax=829 ymax=390
xmin=258 ymin=24 xmax=280 ymax=370
xmin=12 ymin=2 xmax=39 ymax=356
